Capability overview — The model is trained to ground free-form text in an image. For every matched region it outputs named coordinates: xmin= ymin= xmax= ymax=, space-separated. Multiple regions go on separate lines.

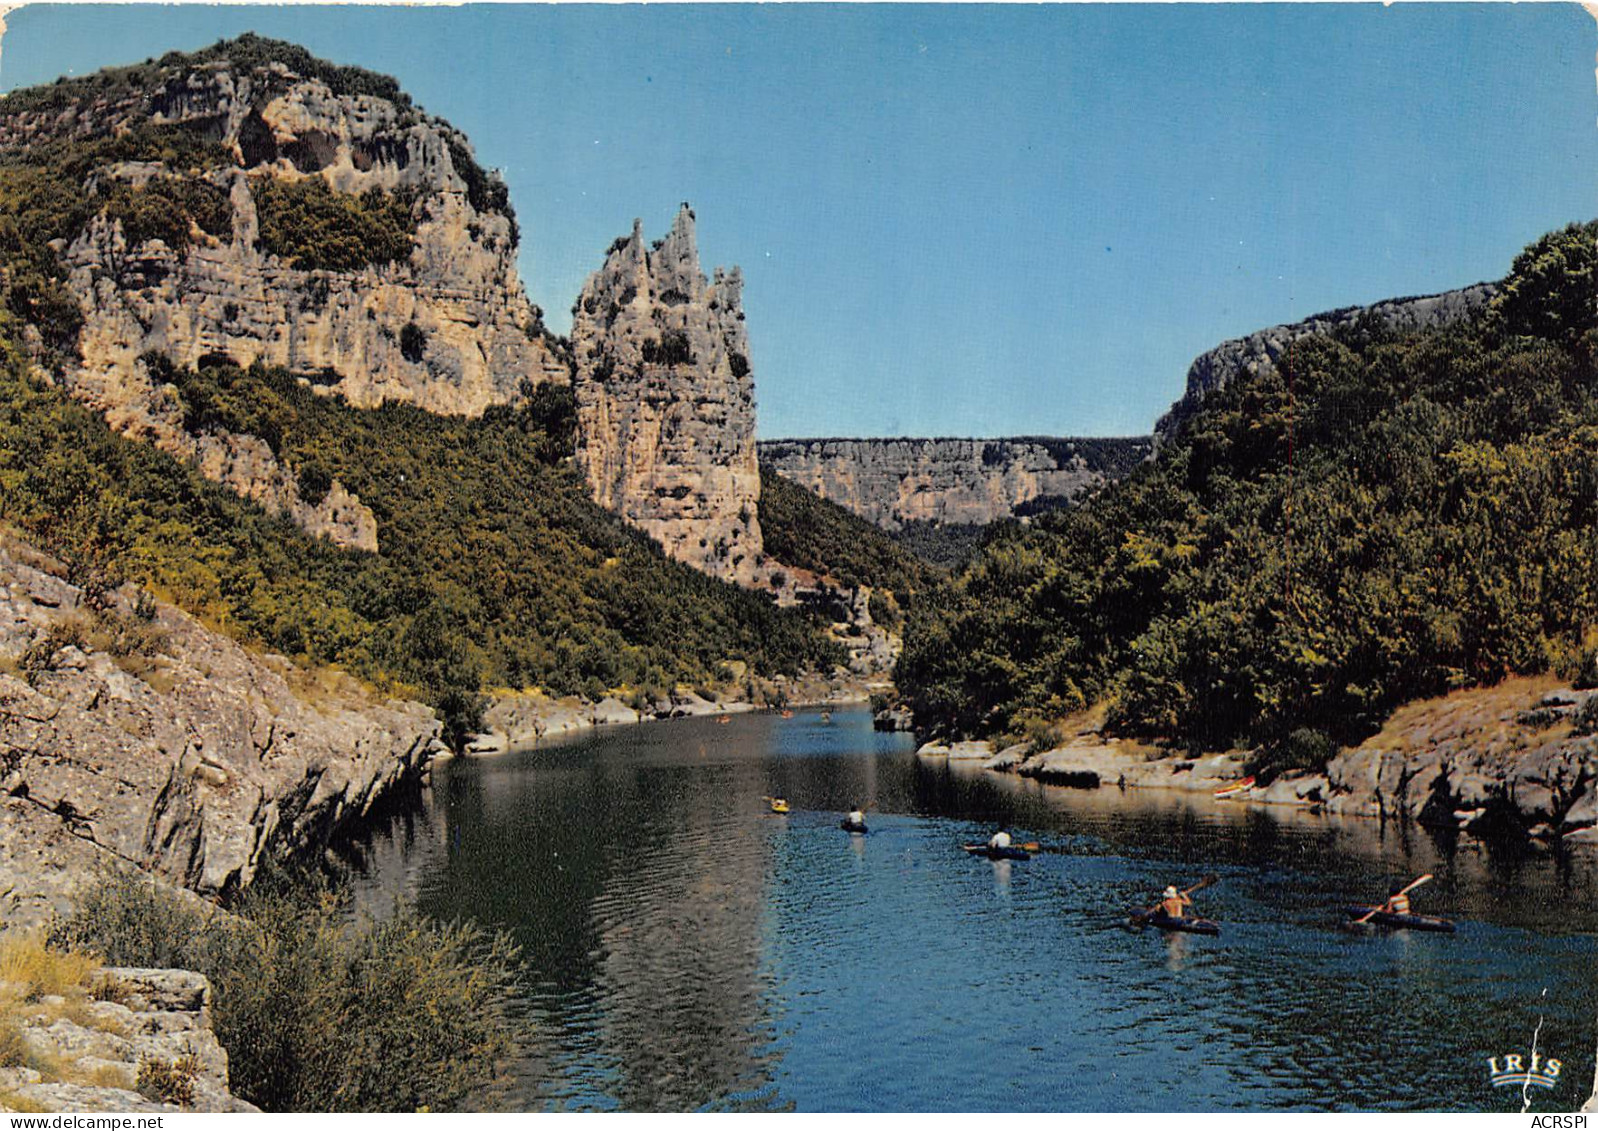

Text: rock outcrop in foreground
xmin=759 ymin=436 xmax=1151 ymax=530
xmin=0 ymin=536 xmax=442 ymax=929
xmin=0 ymin=967 xmax=256 ymax=1113
xmin=1155 ymin=283 xmax=1496 ymax=442
xmin=571 ymin=205 xmax=764 ymax=583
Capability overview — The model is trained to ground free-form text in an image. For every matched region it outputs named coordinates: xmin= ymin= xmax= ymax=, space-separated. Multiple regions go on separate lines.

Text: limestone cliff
xmin=1155 ymin=283 xmax=1496 ymax=443
xmin=1 ymin=36 xmax=568 ymax=550
xmin=758 ymin=436 xmax=1151 ymax=531
xmin=571 ymin=205 xmax=763 ymax=583
xmin=0 ymin=535 xmax=443 ymax=929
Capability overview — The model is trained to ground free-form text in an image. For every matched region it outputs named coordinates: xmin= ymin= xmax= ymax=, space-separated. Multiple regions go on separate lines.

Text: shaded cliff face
xmin=1155 ymin=283 xmax=1497 ymax=442
xmin=758 ymin=436 xmax=1151 ymax=530
xmin=0 ymin=535 xmax=442 ymax=928
xmin=0 ymin=37 xmax=568 ymax=550
xmin=571 ymin=205 xmax=763 ymax=583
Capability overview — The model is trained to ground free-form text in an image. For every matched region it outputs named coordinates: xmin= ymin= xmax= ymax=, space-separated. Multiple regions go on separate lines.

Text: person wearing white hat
xmin=1159 ymin=884 xmax=1194 ymax=918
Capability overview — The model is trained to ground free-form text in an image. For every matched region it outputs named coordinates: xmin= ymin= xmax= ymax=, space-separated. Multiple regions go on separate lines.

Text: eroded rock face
xmin=11 ymin=51 xmax=569 ymax=416
xmin=93 ymin=381 xmax=379 ymax=552
xmin=758 ymin=437 xmax=1151 ymax=530
xmin=1322 ymin=686 xmax=1598 ymax=840
xmin=0 ymin=537 xmax=443 ymax=929
xmin=2 ymin=42 xmax=568 ymax=550
xmin=1155 ymin=283 xmax=1497 ymax=443
xmin=571 ymin=205 xmax=763 ymax=583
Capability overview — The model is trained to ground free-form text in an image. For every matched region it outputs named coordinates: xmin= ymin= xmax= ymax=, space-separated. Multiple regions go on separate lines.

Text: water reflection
xmin=351 ymin=708 xmax=1598 ymax=1112
xmin=1163 ymin=931 xmax=1191 ymax=972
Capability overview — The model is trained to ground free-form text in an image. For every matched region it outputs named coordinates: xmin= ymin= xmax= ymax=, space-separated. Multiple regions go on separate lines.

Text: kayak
xmin=1214 ymin=775 xmax=1256 ymax=798
xmin=962 ymin=843 xmax=1032 ymax=861
xmin=1342 ymin=905 xmax=1456 ymax=933
xmin=840 ymin=819 xmax=868 ymax=834
xmin=769 ymin=801 xmax=790 ymax=814
xmin=1130 ymin=910 xmax=1221 ymax=936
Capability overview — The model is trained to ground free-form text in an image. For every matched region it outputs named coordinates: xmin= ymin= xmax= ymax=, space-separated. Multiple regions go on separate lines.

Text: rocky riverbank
xmin=464 ymin=669 xmax=889 ymax=755
xmin=0 ymin=965 xmax=256 ymax=1114
xmin=925 ymin=676 xmax=1598 ymax=846
xmin=0 ymin=534 xmax=444 ymax=930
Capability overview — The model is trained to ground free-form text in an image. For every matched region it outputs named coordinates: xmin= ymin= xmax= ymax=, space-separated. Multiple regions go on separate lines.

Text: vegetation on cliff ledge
xmin=252 ymin=178 xmax=418 ymax=272
xmin=898 ymin=222 xmax=1598 ymax=774
xmin=0 ymin=34 xmax=509 ymax=220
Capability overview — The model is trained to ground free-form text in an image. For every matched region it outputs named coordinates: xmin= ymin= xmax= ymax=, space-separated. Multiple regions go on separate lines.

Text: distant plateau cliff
xmin=758 ymin=436 xmax=1151 ymax=531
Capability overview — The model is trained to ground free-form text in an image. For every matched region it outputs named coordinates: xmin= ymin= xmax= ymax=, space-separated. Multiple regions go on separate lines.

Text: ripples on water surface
xmin=352 ymin=708 xmax=1598 ymax=1112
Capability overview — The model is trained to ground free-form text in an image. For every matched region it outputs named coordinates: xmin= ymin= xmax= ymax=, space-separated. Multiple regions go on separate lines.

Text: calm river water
xmin=351 ymin=707 xmax=1598 ymax=1112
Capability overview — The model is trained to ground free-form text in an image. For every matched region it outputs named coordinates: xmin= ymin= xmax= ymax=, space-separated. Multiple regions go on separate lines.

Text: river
xmin=350 ymin=706 xmax=1598 ymax=1112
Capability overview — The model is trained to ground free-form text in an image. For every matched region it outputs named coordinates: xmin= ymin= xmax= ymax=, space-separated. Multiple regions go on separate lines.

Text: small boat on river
xmin=1130 ymin=910 xmax=1221 ymax=936
xmin=1214 ymin=775 xmax=1255 ymax=798
xmin=840 ymin=818 xmax=868 ymax=834
xmin=962 ymin=843 xmax=1032 ymax=861
xmin=1341 ymin=906 xmax=1455 ymax=933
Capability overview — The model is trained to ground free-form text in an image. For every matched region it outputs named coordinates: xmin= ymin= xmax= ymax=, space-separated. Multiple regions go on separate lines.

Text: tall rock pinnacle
xmin=571 ymin=204 xmax=764 ymax=584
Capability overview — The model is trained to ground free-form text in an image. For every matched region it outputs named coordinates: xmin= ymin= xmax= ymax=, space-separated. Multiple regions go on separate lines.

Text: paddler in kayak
xmin=843 ymin=805 xmax=868 ymax=832
xmin=1380 ymin=881 xmax=1412 ymax=916
xmin=1159 ymin=884 xmax=1195 ymax=919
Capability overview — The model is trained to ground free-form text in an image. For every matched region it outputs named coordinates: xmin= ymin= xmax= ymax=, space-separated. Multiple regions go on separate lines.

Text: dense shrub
xmin=51 ymin=870 xmax=522 ymax=1113
xmin=296 ymin=462 xmax=333 ymax=507
xmin=1252 ymin=727 xmax=1338 ymax=781
xmin=102 ymin=178 xmax=233 ymax=251
xmin=399 ymin=321 xmax=427 ymax=363
xmin=640 ymin=330 xmax=694 ymax=367
xmin=137 ymin=1056 xmax=199 ymax=1107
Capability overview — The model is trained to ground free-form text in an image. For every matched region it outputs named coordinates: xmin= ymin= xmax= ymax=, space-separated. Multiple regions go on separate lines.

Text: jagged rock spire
xmin=570 ymin=205 xmax=763 ymax=584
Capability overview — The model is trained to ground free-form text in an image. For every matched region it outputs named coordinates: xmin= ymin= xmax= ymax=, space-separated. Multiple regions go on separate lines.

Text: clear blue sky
xmin=4 ymin=4 xmax=1595 ymax=439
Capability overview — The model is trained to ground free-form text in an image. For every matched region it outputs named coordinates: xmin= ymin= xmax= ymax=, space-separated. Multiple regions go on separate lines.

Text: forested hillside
xmin=758 ymin=467 xmax=937 ymax=595
xmin=0 ymin=345 xmax=860 ymax=744
xmin=898 ymin=222 xmax=1598 ymax=771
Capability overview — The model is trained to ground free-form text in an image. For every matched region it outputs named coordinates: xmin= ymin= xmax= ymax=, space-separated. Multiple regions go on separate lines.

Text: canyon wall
xmin=0 ymin=535 xmax=442 ymax=930
xmin=758 ymin=436 xmax=1151 ymax=530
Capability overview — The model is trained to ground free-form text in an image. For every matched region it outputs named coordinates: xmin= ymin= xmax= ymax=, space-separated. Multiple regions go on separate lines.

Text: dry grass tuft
xmin=90 ymin=974 xmax=130 ymax=1005
xmin=86 ymin=1063 xmax=134 ymax=1090
xmin=0 ymin=1016 xmax=27 ymax=1067
xmin=0 ymin=1088 xmax=52 ymax=1113
xmin=0 ymin=935 xmax=99 ymax=1000
xmin=136 ymin=1055 xmax=199 ymax=1107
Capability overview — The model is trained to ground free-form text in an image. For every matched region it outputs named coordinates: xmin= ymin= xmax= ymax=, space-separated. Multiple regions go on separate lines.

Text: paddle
xmin=1132 ymin=873 xmax=1219 ymax=922
xmin=963 ymin=841 xmax=1042 ymax=854
xmin=1351 ymin=873 xmax=1433 ymax=926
